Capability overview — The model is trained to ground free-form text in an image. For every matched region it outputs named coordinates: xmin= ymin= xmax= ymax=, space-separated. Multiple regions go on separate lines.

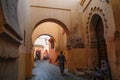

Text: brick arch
xmin=33 ymin=18 xmax=70 ymax=36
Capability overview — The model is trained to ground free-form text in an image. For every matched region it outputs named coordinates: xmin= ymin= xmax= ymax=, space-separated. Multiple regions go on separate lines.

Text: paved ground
xmin=29 ymin=60 xmax=88 ymax=80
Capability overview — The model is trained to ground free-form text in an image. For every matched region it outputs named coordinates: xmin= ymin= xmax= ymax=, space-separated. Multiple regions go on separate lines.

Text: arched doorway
xmin=89 ymin=14 xmax=108 ymax=67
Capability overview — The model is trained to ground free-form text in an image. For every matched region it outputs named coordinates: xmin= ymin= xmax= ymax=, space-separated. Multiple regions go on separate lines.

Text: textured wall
xmin=0 ymin=58 xmax=18 ymax=80
xmin=112 ymin=0 xmax=120 ymax=79
xmin=111 ymin=0 xmax=120 ymax=32
xmin=27 ymin=0 xmax=83 ymax=48
xmin=1 ymin=0 xmax=21 ymax=35
xmin=17 ymin=0 xmax=30 ymax=79
xmin=0 ymin=38 xmax=19 ymax=80
xmin=68 ymin=48 xmax=87 ymax=73
xmin=58 ymin=26 xmax=67 ymax=51
xmin=18 ymin=45 xmax=26 ymax=80
xmin=32 ymin=22 xmax=59 ymax=44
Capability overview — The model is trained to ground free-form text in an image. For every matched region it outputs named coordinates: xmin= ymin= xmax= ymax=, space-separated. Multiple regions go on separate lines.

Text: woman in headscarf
xmin=94 ymin=60 xmax=110 ymax=80
xmin=99 ymin=60 xmax=109 ymax=76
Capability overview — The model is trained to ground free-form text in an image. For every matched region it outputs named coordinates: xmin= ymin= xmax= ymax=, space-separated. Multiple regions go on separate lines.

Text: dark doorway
xmin=90 ymin=14 xmax=108 ymax=66
xmin=90 ymin=14 xmax=112 ymax=79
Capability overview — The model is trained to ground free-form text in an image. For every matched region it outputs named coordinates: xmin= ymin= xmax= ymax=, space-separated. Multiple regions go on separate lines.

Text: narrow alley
xmin=29 ymin=60 xmax=86 ymax=80
xmin=0 ymin=0 xmax=120 ymax=80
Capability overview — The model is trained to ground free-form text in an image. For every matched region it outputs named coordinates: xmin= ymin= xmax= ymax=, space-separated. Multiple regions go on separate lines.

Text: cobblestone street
xmin=29 ymin=60 xmax=87 ymax=80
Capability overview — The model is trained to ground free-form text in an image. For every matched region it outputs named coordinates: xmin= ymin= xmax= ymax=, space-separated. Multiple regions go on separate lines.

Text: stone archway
xmin=32 ymin=18 xmax=70 ymax=51
xmin=89 ymin=14 xmax=108 ymax=66
xmin=31 ymin=19 xmax=70 ymax=65
xmin=33 ymin=18 xmax=70 ymax=36
xmin=87 ymin=9 xmax=112 ymax=80
xmin=85 ymin=7 xmax=109 ymax=67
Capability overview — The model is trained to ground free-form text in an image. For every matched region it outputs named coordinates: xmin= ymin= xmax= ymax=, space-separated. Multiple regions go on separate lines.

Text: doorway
xmin=89 ymin=14 xmax=108 ymax=67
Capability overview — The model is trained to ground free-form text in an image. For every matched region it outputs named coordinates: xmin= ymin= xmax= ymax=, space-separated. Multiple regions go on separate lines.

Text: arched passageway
xmin=31 ymin=19 xmax=70 ymax=69
xmin=32 ymin=19 xmax=70 ymax=46
xmin=29 ymin=18 xmax=72 ymax=79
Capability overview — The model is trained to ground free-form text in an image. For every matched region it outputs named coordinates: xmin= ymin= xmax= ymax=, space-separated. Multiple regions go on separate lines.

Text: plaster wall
xmin=29 ymin=0 xmax=81 ymax=29
xmin=18 ymin=0 xmax=27 ymax=38
xmin=111 ymin=0 xmax=120 ymax=32
xmin=26 ymin=0 xmax=83 ymax=47
xmin=0 ymin=59 xmax=18 ymax=80
xmin=1 ymin=0 xmax=21 ymax=35
xmin=32 ymin=22 xmax=59 ymax=44
xmin=68 ymin=48 xmax=87 ymax=73
xmin=0 ymin=0 xmax=24 ymax=80
xmin=0 ymin=38 xmax=19 ymax=80
xmin=18 ymin=45 xmax=26 ymax=80
xmin=49 ymin=48 xmax=57 ymax=64
xmin=17 ymin=0 xmax=31 ymax=79
xmin=58 ymin=26 xmax=67 ymax=51
xmin=25 ymin=53 xmax=32 ymax=78
xmin=116 ymin=36 xmax=120 ymax=79
xmin=111 ymin=0 xmax=120 ymax=79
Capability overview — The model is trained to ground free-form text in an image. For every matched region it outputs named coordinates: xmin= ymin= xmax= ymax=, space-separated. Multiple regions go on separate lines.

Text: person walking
xmin=55 ymin=51 xmax=66 ymax=75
